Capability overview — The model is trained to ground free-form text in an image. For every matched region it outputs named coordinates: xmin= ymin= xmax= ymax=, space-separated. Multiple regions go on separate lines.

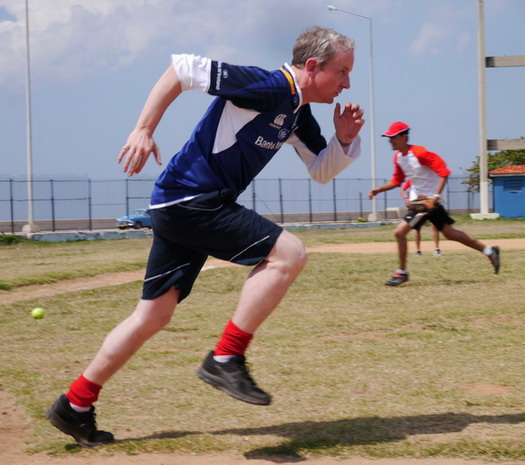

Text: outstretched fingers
xmin=117 ymin=137 xmax=161 ymax=177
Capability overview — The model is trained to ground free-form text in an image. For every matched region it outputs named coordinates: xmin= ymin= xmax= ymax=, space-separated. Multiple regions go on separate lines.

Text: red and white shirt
xmin=390 ymin=145 xmax=451 ymax=200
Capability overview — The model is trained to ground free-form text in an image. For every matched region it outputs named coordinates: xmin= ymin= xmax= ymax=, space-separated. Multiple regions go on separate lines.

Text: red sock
xmin=215 ymin=320 xmax=253 ymax=356
xmin=65 ymin=374 xmax=102 ymax=408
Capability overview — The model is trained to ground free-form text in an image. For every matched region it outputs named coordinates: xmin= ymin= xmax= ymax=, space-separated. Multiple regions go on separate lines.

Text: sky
xmin=1 ymin=0 xmax=524 ymax=185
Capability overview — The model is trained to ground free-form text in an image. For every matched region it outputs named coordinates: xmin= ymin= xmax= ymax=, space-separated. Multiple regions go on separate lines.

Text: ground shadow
xmin=213 ymin=411 xmax=525 ymax=461
xmin=64 ymin=411 xmax=525 ymax=460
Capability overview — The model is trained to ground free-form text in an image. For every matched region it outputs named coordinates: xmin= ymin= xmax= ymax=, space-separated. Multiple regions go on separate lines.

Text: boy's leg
xmin=432 ymin=225 xmax=441 ymax=255
xmin=414 ymin=228 xmax=422 ymax=255
xmin=395 ymin=221 xmax=412 ymax=270
xmin=432 ymin=225 xmax=440 ymax=249
xmin=440 ymin=223 xmax=484 ymax=252
xmin=385 ymin=221 xmax=412 ymax=286
xmin=441 ymin=224 xmax=500 ymax=273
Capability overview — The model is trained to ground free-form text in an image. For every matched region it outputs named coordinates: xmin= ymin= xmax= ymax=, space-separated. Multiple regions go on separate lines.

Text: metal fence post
xmin=9 ymin=178 xmax=15 ymax=233
xmin=332 ymin=178 xmax=337 ymax=221
xmin=125 ymin=178 xmax=130 ymax=216
xmin=308 ymin=179 xmax=312 ymax=223
xmin=278 ymin=178 xmax=284 ymax=223
xmin=50 ymin=179 xmax=56 ymax=231
xmin=88 ymin=179 xmax=93 ymax=231
xmin=359 ymin=191 xmax=363 ymax=218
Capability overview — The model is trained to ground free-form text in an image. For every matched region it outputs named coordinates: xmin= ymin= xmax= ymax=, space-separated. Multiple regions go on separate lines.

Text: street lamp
xmin=327 ymin=5 xmax=378 ymax=221
xmin=22 ymin=0 xmax=39 ymax=233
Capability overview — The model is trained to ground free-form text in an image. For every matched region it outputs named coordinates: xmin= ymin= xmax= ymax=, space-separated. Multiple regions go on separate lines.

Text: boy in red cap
xmin=369 ymin=122 xmax=500 ymax=286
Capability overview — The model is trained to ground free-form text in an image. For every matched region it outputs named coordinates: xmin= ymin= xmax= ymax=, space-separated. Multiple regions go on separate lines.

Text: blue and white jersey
xmin=150 ymin=54 xmax=361 ymax=208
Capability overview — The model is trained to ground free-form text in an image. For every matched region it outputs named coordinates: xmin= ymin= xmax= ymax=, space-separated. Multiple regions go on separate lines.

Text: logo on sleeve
xmin=215 ymin=62 xmax=223 ymax=91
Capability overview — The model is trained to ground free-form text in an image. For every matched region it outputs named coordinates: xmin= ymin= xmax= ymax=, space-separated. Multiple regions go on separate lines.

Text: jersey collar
xmin=280 ymin=63 xmax=303 ymax=112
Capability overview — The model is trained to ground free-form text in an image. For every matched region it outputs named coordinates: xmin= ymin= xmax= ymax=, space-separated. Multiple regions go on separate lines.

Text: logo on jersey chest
xmin=271 ymin=114 xmax=287 ymax=128
xmin=255 ymin=136 xmax=285 ymax=150
xmin=270 ymin=113 xmax=295 ymax=140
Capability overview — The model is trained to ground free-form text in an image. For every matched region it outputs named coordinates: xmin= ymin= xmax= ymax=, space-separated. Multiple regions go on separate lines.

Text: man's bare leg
xmin=45 ymin=287 xmax=180 ymax=446
xmin=84 ymin=287 xmax=180 ymax=386
xmin=232 ymin=229 xmax=307 ymax=333
xmin=197 ymin=230 xmax=307 ymax=405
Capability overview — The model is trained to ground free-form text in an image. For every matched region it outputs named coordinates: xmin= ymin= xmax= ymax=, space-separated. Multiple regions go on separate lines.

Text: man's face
xmin=308 ymin=46 xmax=354 ymax=104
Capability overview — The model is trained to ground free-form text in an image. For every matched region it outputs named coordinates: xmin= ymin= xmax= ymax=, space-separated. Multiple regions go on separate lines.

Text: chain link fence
xmin=0 ymin=176 xmax=487 ymax=233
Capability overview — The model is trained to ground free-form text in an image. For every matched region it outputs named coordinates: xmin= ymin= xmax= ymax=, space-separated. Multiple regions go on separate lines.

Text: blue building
xmin=489 ymin=165 xmax=525 ymax=218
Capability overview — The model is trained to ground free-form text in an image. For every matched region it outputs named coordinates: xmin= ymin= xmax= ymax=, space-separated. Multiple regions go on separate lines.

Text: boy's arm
xmin=118 ymin=65 xmax=182 ymax=176
xmin=368 ymin=181 xmax=398 ymax=199
xmin=434 ymin=176 xmax=448 ymax=198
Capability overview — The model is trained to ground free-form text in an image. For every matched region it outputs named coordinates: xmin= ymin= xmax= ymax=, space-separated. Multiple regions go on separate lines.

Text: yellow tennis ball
xmin=31 ymin=307 xmax=45 ymax=319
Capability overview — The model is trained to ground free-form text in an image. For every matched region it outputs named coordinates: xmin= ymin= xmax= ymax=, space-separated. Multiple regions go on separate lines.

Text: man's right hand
xmin=117 ymin=128 xmax=162 ymax=177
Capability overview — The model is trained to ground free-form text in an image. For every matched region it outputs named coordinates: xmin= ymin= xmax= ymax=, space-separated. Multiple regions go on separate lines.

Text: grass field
xmin=1 ymin=217 xmax=524 ymax=460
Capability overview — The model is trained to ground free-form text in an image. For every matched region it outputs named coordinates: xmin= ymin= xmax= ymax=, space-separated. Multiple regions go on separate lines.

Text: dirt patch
xmin=0 ymin=259 xmax=239 ymax=305
xmin=3 ymin=238 xmax=524 ymax=305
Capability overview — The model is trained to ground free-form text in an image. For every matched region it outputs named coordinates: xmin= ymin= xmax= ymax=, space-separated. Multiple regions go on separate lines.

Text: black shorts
xmin=404 ymin=204 xmax=455 ymax=231
xmin=142 ymin=189 xmax=283 ymax=302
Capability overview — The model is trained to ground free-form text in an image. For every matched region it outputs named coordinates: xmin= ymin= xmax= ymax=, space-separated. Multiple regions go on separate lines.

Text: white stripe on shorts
xmin=144 ymin=263 xmax=191 ymax=283
xmin=229 ymin=235 xmax=270 ymax=263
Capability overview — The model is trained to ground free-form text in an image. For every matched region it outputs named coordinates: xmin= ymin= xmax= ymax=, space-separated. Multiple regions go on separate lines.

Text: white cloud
xmin=3 ymin=0 xmax=316 ymax=91
xmin=408 ymin=4 xmax=472 ymax=56
xmin=410 ymin=23 xmax=450 ymax=56
xmin=0 ymin=0 xmax=424 ymax=91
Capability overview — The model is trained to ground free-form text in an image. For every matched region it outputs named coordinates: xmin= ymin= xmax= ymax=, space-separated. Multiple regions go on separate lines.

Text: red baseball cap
xmin=382 ymin=121 xmax=410 ymax=137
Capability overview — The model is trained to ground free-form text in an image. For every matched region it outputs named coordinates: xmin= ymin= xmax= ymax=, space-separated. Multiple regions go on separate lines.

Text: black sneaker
xmin=488 ymin=246 xmax=500 ymax=274
xmin=197 ymin=351 xmax=272 ymax=406
xmin=45 ymin=395 xmax=114 ymax=447
xmin=415 ymin=251 xmax=422 ymax=257
xmin=385 ymin=272 xmax=409 ymax=286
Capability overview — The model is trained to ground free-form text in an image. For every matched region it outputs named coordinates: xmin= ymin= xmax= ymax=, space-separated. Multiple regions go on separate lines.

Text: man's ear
xmin=305 ymin=58 xmax=318 ymax=74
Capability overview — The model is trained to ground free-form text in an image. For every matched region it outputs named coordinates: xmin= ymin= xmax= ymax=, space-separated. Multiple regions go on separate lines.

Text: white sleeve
xmin=171 ymin=54 xmax=212 ymax=92
xmin=287 ymin=134 xmax=361 ymax=184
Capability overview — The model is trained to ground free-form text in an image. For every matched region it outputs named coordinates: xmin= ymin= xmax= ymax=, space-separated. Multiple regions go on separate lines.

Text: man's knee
xmin=135 ymin=289 xmax=179 ymax=331
xmin=272 ymin=231 xmax=308 ymax=273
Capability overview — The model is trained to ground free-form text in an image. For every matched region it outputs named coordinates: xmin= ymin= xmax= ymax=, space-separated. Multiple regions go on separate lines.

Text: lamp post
xmin=22 ymin=0 xmax=39 ymax=233
xmin=328 ymin=5 xmax=378 ymax=221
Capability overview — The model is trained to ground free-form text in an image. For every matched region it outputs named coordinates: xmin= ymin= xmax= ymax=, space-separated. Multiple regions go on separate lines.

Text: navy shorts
xmin=142 ymin=189 xmax=283 ymax=302
xmin=404 ymin=204 xmax=455 ymax=231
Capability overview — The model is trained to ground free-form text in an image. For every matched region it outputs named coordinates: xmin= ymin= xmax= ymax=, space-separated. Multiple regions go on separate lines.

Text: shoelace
xmin=231 ymin=360 xmax=257 ymax=386
xmin=78 ymin=409 xmax=97 ymax=429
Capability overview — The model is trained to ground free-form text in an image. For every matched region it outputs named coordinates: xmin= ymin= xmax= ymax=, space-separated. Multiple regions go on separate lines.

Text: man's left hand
xmin=333 ymin=102 xmax=365 ymax=146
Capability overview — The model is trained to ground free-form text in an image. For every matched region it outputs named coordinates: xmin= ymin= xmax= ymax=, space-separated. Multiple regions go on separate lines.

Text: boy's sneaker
xmin=385 ymin=272 xmax=409 ymax=286
xmin=415 ymin=251 xmax=422 ymax=257
xmin=45 ymin=395 xmax=114 ymax=447
xmin=197 ymin=351 xmax=272 ymax=406
xmin=488 ymin=246 xmax=500 ymax=274
xmin=433 ymin=248 xmax=441 ymax=257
